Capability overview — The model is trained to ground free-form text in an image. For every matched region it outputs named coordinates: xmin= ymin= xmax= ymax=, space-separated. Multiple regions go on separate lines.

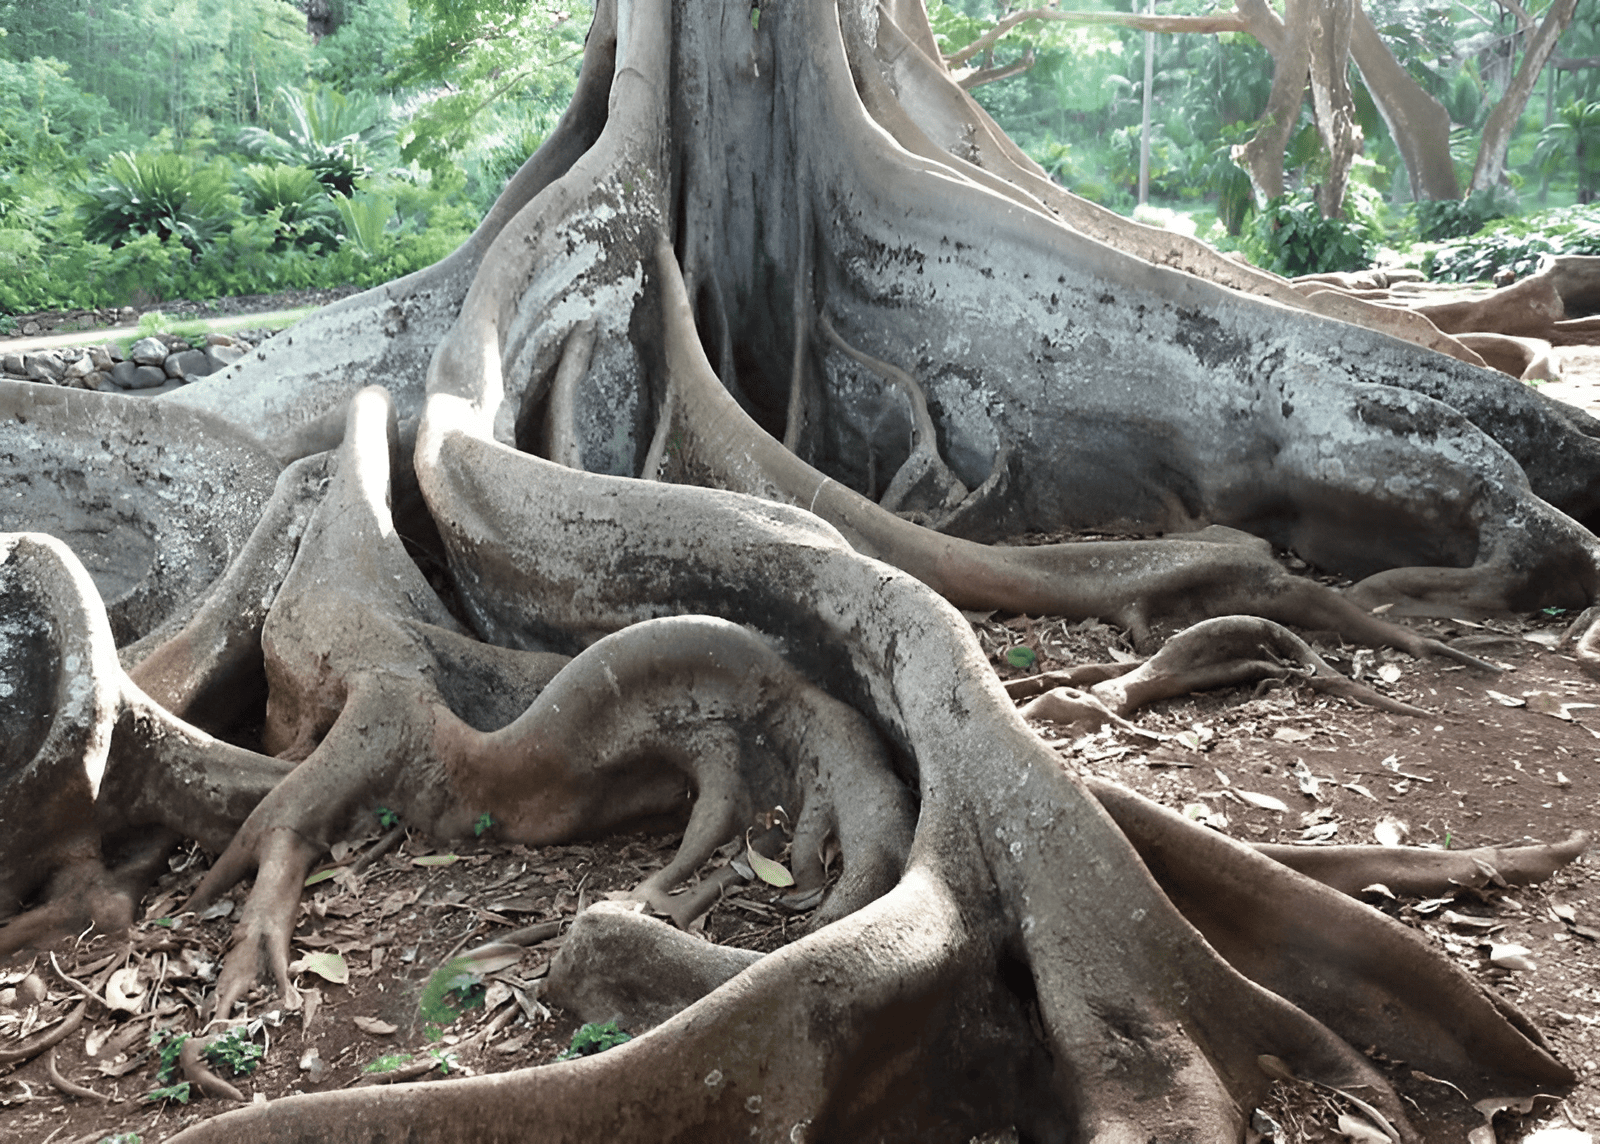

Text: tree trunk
xmin=1472 ymin=0 xmax=1580 ymax=192
xmin=6 ymin=1 xmax=1600 ymax=1140
xmin=1348 ymin=1 xmax=1460 ymax=201
xmin=1308 ymin=0 xmax=1363 ymax=217
xmin=1235 ymin=0 xmax=1314 ymax=206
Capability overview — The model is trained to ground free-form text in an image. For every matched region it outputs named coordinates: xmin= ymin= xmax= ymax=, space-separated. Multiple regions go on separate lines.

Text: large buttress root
xmin=0 ymin=533 xmax=293 ymax=953
xmin=192 ymin=384 xmax=913 ymax=1015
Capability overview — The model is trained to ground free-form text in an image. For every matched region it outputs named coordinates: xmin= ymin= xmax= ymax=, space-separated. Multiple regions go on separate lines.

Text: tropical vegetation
xmin=0 ymin=0 xmax=1594 ymax=311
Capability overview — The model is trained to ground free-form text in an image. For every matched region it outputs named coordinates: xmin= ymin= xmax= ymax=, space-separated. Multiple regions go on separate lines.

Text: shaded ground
xmin=1 ymin=603 xmax=1595 ymax=1144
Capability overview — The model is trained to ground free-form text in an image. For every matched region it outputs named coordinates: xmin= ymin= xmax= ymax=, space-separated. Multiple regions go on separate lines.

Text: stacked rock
xmin=0 ymin=330 xmax=273 ymax=396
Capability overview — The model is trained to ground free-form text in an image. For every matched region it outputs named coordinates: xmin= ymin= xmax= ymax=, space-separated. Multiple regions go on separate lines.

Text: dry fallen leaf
xmin=1292 ymin=760 xmax=1322 ymax=799
xmin=1376 ymin=663 xmax=1402 ymax=684
xmin=353 ymin=1016 xmax=397 ymax=1036
xmin=1524 ymin=692 xmax=1574 ymax=721
xmin=1272 ymin=727 xmax=1313 ymax=743
xmin=1337 ymin=1112 xmax=1393 ymax=1144
xmin=1235 ymin=790 xmax=1289 ymax=812
xmin=291 ymin=951 xmax=350 ymax=985
xmin=103 ymin=966 xmax=145 ymax=1013
xmin=1485 ymin=689 xmax=1525 ymax=707
xmin=1487 ymin=943 xmax=1535 ymax=971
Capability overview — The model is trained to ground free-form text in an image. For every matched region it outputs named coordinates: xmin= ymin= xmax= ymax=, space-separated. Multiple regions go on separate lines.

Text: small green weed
xmin=473 ymin=812 xmax=494 ymax=837
xmin=418 ymin=957 xmax=486 ymax=1038
xmin=362 ymin=1052 xmax=413 ymax=1074
xmin=203 ymin=1026 xmax=264 ymax=1077
xmin=558 ymin=1020 xmax=632 ymax=1060
xmin=143 ymin=1082 xmax=191 ymax=1105
xmin=376 ymin=806 xmax=400 ymax=828
xmin=150 ymin=1028 xmax=189 ymax=1083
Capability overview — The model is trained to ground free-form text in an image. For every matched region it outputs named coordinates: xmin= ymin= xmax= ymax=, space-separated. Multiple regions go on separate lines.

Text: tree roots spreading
xmin=6 ymin=0 xmax=1600 ymax=1140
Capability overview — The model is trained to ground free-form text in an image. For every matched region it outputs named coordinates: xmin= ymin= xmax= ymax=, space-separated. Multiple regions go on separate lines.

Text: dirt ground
xmin=1 ymin=335 xmax=1598 ymax=1144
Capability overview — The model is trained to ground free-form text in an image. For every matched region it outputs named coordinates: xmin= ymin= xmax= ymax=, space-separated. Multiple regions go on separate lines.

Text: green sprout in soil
xmin=558 ymin=1020 xmax=632 ymax=1060
xmin=418 ymin=957 xmax=487 ymax=1040
xmin=375 ymin=806 xmax=400 ymax=828
xmin=150 ymin=1029 xmax=188 ymax=1083
xmin=473 ymin=811 xmax=494 ymax=837
xmin=363 ymin=1053 xmax=414 ymax=1074
xmin=203 ymin=1025 xmax=264 ymax=1077
xmin=143 ymin=1082 xmax=191 ymax=1105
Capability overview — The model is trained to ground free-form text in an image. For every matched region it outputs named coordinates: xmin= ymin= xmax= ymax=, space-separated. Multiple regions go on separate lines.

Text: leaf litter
xmin=3 ymin=607 xmax=1597 ymax=1143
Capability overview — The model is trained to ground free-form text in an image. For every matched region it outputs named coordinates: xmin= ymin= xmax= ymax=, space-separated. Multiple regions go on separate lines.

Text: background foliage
xmin=0 ymin=0 xmax=584 ymax=312
xmin=0 ymin=0 xmax=1596 ymax=312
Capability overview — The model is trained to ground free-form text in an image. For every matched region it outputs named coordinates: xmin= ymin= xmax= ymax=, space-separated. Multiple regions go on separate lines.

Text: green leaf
xmin=746 ymin=844 xmax=795 ymax=888
xmin=363 ymin=1053 xmax=413 ymax=1074
xmin=558 ymin=1020 xmax=632 ymax=1060
xmin=1005 ymin=645 xmax=1036 ymax=669
xmin=143 ymin=1082 xmax=191 ymax=1105
xmin=304 ymin=867 xmax=341 ymax=886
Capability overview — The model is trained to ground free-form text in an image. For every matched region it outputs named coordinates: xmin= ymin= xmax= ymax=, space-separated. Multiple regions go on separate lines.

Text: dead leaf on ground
xmin=1485 ymin=689 xmax=1526 ymax=707
xmin=103 ymin=966 xmax=145 ymax=1013
xmin=353 ymin=1016 xmax=397 ymax=1035
xmin=1338 ymin=1111 xmax=1393 ymax=1144
xmin=1524 ymin=692 xmax=1578 ymax=721
xmin=1235 ymin=790 xmax=1289 ymax=812
xmin=1272 ymin=727 xmax=1314 ymax=743
xmin=1487 ymin=943 xmax=1535 ymax=971
xmin=291 ymin=951 xmax=350 ymax=985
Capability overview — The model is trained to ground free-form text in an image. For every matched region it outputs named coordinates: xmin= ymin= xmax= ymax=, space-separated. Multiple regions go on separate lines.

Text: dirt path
xmin=1542 ymin=346 xmax=1600 ymax=418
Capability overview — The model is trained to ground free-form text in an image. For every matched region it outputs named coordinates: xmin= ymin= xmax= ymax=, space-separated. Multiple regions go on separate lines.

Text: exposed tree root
xmin=1017 ymin=616 xmax=1434 ymax=731
xmin=815 ymin=311 xmax=968 ymax=518
xmin=10 ymin=1 xmax=1600 ymax=1140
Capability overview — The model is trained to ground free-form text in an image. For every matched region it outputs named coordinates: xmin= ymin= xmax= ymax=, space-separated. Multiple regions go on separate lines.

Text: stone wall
xmin=0 ymin=330 xmax=275 ymax=397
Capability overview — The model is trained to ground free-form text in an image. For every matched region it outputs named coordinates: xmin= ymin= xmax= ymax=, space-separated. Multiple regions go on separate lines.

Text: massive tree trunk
xmin=6 ymin=1 xmax=1600 ymax=1140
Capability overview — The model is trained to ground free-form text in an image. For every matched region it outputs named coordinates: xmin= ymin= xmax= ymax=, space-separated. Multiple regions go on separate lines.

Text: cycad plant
xmin=78 ymin=151 xmax=233 ymax=253
xmin=238 ymin=163 xmax=341 ymax=249
xmin=1534 ymin=100 xmax=1600 ymax=204
xmin=238 ymin=85 xmax=396 ymax=198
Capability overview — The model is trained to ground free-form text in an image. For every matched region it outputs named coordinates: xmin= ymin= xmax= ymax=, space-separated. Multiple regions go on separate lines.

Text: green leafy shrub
xmin=1424 ymin=205 xmax=1600 ymax=282
xmin=78 ymin=151 xmax=234 ymax=253
xmin=1415 ymin=185 xmax=1518 ymax=242
xmin=1533 ymin=99 xmax=1600 ymax=204
xmin=1241 ymin=189 xmax=1375 ymax=277
xmin=202 ymin=1026 xmax=264 ymax=1077
xmin=558 ymin=1020 xmax=632 ymax=1060
xmin=238 ymin=163 xmax=341 ymax=249
xmin=238 ymin=85 xmax=395 ymax=198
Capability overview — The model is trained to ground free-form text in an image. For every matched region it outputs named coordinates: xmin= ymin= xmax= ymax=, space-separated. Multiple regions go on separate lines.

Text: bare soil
xmin=1 ymin=322 xmax=1597 ymax=1144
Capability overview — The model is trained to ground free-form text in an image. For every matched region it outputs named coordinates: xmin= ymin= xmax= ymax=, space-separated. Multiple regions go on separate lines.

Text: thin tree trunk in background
xmin=1235 ymin=0 xmax=1312 ymax=206
xmin=1309 ymin=0 xmax=1362 ymax=217
xmin=1472 ymin=0 xmax=1578 ymax=192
